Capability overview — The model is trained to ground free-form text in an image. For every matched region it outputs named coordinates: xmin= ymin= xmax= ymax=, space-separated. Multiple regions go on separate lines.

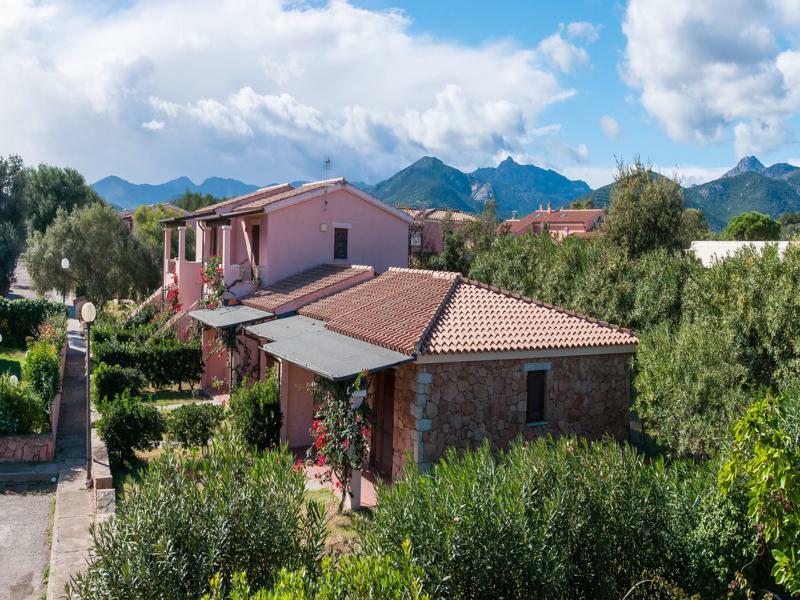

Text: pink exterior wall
xmin=202 ymin=328 xmax=230 ymax=393
xmin=278 ymin=361 xmax=316 ymax=448
xmin=264 ymin=189 xmax=409 ymax=284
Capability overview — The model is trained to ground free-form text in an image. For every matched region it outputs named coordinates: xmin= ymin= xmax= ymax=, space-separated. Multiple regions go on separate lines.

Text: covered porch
xmin=246 ymin=315 xmax=414 ymax=503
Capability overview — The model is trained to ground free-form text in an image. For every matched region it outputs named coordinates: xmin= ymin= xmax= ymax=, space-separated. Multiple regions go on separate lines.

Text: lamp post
xmin=60 ymin=258 xmax=70 ymax=304
xmin=81 ymin=301 xmax=96 ymax=488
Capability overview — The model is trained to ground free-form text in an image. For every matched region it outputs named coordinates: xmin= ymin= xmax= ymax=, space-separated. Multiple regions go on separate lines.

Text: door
xmin=250 ymin=224 xmax=261 ymax=266
xmin=372 ymin=370 xmax=395 ymax=477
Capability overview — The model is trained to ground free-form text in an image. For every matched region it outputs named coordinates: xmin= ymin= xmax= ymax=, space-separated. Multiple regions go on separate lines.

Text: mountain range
xmin=91 ymin=155 xmax=800 ymax=229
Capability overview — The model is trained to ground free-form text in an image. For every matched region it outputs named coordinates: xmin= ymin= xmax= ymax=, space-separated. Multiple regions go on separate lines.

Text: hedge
xmin=22 ymin=340 xmax=61 ymax=412
xmin=0 ymin=297 xmax=68 ymax=346
xmin=92 ymin=362 xmax=147 ymax=409
xmin=0 ymin=373 xmax=48 ymax=434
xmin=93 ymin=338 xmax=203 ymax=389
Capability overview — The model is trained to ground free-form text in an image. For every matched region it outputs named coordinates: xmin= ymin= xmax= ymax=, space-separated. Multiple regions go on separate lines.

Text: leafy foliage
xmin=22 ymin=339 xmax=60 ymax=409
xmin=69 ymin=434 xmax=326 ymax=599
xmin=720 ymin=382 xmax=800 ymax=595
xmin=0 ymin=155 xmax=28 ymax=294
xmin=92 ymin=362 xmax=147 ymax=409
xmin=229 ymin=373 xmax=282 ymax=451
xmin=167 ymin=402 xmax=225 ymax=448
xmin=174 ymin=189 xmax=221 ymax=213
xmin=23 ymin=203 xmax=158 ymax=304
xmin=93 ymin=337 xmax=203 ymax=389
xmin=723 ymin=211 xmax=781 ymax=241
xmin=362 ymin=438 xmax=756 ymax=600
xmin=25 ymin=163 xmax=102 ymax=234
xmin=0 ymin=297 xmax=68 ymax=346
xmin=96 ymin=391 xmax=165 ymax=466
xmin=0 ymin=373 xmax=48 ymax=434
xmin=605 ymin=160 xmax=685 ymax=257
xmin=132 ymin=203 xmax=193 ymax=290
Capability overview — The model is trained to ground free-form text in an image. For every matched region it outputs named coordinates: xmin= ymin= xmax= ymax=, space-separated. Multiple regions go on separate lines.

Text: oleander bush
xmin=92 ymin=362 xmax=147 ymax=409
xmin=69 ymin=433 xmax=326 ymax=600
xmin=0 ymin=297 xmax=67 ymax=346
xmin=22 ymin=339 xmax=60 ymax=410
xmin=361 ymin=437 xmax=757 ymax=600
xmin=229 ymin=373 xmax=282 ymax=451
xmin=0 ymin=373 xmax=48 ymax=434
xmin=167 ymin=402 xmax=225 ymax=448
xmin=96 ymin=391 xmax=165 ymax=466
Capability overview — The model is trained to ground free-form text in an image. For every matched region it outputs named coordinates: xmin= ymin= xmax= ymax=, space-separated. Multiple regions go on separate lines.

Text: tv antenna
xmin=324 ymin=157 xmax=331 ymax=181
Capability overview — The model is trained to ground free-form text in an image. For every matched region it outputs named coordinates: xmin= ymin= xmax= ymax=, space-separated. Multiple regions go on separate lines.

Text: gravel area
xmin=0 ymin=484 xmax=56 ymax=600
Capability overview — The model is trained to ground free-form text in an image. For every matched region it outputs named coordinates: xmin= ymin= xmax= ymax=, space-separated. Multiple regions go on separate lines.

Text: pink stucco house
xmin=402 ymin=208 xmax=477 ymax=258
xmin=158 ymin=178 xmax=411 ymax=391
xmin=244 ymin=268 xmax=637 ymax=479
xmin=503 ymin=206 xmax=604 ymax=239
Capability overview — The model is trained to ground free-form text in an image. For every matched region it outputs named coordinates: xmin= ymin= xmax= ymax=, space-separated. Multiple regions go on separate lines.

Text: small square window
xmin=334 ymin=227 xmax=348 ymax=260
xmin=526 ymin=370 xmax=546 ymax=423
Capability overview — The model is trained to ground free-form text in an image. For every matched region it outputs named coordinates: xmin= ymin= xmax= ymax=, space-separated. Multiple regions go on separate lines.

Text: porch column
xmin=279 ymin=360 xmax=289 ymax=442
xmin=177 ymin=226 xmax=186 ymax=263
xmin=345 ymin=389 xmax=367 ymax=511
xmin=163 ymin=227 xmax=172 ymax=288
xmin=195 ymin=222 xmax=204 ymax=262
xmin=221 ymin=225 xmax=233 ymax=285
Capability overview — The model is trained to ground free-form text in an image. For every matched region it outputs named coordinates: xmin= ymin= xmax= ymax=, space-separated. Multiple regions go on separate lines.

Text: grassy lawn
xmin=306 ymin=488 xmax=372 ymax=555
xmin=0 ymin=345 xmax=25 ymax=379
xmin=146 ymin=386 xmax=205 ymax=407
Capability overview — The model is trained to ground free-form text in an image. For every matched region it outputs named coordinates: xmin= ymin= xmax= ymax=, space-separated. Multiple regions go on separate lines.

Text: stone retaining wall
xmin=389 ymin=352 xmax=633 ymax=477
xmin=0 ymin=341 xmax=67 ymax=463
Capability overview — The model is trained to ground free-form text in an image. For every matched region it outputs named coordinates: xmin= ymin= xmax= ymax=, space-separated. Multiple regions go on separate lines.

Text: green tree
xmin=174 ymin=189 xmax=221 ymax=212
xmin=779 ymin=211 xmax=800 ymax=239
xmin=25 ymin=164 xmax=102 ymax=233
xmin=720 ymin=382 xmax=800 ymax=595
xmin=723 ymin=211 xmax=781 ymax=241
xmin=605 ymin=160 xmax=685 ymax=256
xmin=23 ymin=203 xmax=158 ymax=305
xmin=678 ymin=207 xmax=711 ymax=247
xmin=0 ymin=155 xmax=28 ymax=294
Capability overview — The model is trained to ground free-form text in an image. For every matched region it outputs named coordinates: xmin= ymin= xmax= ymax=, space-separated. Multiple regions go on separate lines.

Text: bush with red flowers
xmin=200 ymin=256 xmax=225 ymax=309
xmin=165 ymin=274 xmax=181 ymax=313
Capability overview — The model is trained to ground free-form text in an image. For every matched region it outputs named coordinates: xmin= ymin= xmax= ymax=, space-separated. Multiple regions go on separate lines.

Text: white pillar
xmin=345 ymin=389 xmax=367 ymax=511
xmin=163 ymin=228 xmax=172 ymax=288
xmin=221 ymin=225 xmax=233 ymax=284
xmin=195 ymin=222 xmax=203 ymax=262
xmin=177 ymin=226 xmax=186 ymax=262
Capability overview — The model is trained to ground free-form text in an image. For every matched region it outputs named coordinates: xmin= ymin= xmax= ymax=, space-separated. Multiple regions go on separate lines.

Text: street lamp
xmin=61 ymin=258 xmax=70 ymax=304
xmin=81 ymin=301 xmax=96 ymax=488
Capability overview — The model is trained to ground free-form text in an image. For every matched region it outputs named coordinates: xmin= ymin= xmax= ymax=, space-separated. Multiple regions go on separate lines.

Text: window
xmin=210 ymin=227 xmax=218 ymax=256
xmin=250 ymin=224 xmax=260 ymax=265
xmin=334 ymin=227 xmax=348 ymax=260
xmin=526 ymin=370 xmax=546 ymax=423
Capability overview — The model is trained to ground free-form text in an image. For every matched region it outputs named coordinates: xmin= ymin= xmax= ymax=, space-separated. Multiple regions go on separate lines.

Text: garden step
xmin=0 ymin=462 xmax=60 ymax=485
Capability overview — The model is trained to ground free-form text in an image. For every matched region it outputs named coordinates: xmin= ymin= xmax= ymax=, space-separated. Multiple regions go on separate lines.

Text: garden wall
xmin=0 ymin=341 xmax=67 ymax=463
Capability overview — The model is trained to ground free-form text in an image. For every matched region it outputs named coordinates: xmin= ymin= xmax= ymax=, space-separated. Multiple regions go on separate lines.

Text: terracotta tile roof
xmin=300 ymin=268 xmax=459 ymax=354
xmin=241 ymin=264 xmax=373 ymax=314
xmin=299 ymin=268 xmax=636 ymax=357
xmin=401 ymin=208 xmax=478 ymax=223
xmin=231 ymin=178 xmax=345 ymax=213
xmin=505 ymin=208 xmax=604 ymax=235
xmin=192 ymin=183 xmax=294 ymax=217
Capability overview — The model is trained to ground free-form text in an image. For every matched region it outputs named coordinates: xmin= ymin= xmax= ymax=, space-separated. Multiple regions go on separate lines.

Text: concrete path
xmin=46 ymin=319 xmax=95 ymax=600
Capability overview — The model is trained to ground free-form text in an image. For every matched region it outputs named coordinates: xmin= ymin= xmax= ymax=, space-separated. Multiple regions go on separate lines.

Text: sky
xmin=2 ymin=0 xmax=800 ymax=189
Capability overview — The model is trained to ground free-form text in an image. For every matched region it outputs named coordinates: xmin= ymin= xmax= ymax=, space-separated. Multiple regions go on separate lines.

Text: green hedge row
xmin=0 ymin=297 xmax=68 ymax=346
xmin=93 ymin=338 xmax=202 ymax=389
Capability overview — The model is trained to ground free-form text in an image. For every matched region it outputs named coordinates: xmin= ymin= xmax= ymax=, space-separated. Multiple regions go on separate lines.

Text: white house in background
xmin=689 ymin=240 xmax=797 ymax=267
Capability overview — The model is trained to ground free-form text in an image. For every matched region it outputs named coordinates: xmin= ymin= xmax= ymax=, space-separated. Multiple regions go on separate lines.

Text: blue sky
xmin=2 ymin=0 xmax=800 ymax=188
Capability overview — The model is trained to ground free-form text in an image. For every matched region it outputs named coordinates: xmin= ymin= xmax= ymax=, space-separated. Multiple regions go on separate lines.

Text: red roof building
xmin=503 ymin=206 xmax=604 ymax=239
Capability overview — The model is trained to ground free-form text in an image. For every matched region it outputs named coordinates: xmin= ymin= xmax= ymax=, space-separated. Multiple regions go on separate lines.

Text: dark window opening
xmin=334 ymin=227 xmax=348 ymax=260
xmin=210 ymin=227 xmax=218 ymax=257
xmin=250 ymin=224 xmax=261 ymax=265
xmin=526 ymin=370 xmax=546 ymax=423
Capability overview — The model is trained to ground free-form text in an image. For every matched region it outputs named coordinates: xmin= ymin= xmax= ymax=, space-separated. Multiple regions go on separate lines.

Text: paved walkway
xmin=46 ymin=319 xmax=94 ymax=600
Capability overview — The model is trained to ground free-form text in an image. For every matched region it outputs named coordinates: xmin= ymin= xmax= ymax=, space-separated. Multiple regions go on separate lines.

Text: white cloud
xmin=564 ymin=162 xmax=728 ymax=189
xmin=141 ymin=119 xmax=165 ymax=131
xmin=537 ymin=22 xmax=601 ymax=73
xmin=622 ymin=0 xmax=800 ymax=156
xmin=0 ymin=0 xmax=590 ymax=184
xmin=599 ymin=115 xmax=620 ymax=140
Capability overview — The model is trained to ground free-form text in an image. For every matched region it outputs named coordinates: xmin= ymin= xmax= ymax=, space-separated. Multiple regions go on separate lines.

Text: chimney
xmin=511 ymin=210 xmax=518 ymax=220
xmin=539 ymin=204 xmax=543 ymax=211
xmin=547 ymin=202 xmax=552 ymax=213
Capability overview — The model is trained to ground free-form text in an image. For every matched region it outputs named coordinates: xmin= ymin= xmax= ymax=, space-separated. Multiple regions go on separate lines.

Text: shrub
xmin=92 ymin=362 xmax=147 ymax=409
xmin=36 ymin=311 xmax=67 ymax=349
xmin=361 ymin=437 xmax=755 ymax=600
xmin=229 ymin=374 xmax=282 ymax=451
xmin=0 ymin=373 xmax=48 ymax=434
xmin=69 ymin=433 xmax=326 ymax=599
xmin=22 ymin=340 xmax=60 ymax=410
xmin=0 ymin=297 xmax=67 ymax=346
xmin=203 ymin=541 xmax=430 ymax=599
xmin=96 ymin=391 xmax=165 ymax=465
xmin=167 ymin=402 xmax=225 ymax=448
xmin=93 ymin=337 xmax=202 ymax=389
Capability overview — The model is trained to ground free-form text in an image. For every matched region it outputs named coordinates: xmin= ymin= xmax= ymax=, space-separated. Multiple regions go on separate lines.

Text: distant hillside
xmin=91 ymin=176 xmax=261 ymax=209
xmin=366 ymin=156 xmax=590 ymax=216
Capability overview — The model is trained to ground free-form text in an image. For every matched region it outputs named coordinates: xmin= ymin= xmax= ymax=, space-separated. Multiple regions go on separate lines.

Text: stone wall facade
xmin=389 ymin=352 xmax=633 ymax=477
xmin=0 ymin=434 xmax=54 ymax=462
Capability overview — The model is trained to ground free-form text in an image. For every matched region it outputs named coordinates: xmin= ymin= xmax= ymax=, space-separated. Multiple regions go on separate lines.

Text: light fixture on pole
xmin=61 ymin=258 xmax=70 ymax=304
xmin=81 ymin=301 xmax=96 ymax=488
